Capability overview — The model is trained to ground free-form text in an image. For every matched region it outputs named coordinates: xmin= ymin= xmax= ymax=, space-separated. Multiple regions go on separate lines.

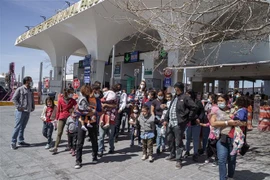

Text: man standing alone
xmin=11 ymin=76 xmax=35 ymax=150
xmin=164 ymin=82 xmax=197 ymax=169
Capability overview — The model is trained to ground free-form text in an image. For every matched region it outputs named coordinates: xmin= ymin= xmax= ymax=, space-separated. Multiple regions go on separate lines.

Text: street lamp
xmin=40 ymin=16 xmax=46 ymax=21
xmin=65 ymin=1 xmax=71 ymax=7
xmin=25 ymin=26 xmax=34 ymax=30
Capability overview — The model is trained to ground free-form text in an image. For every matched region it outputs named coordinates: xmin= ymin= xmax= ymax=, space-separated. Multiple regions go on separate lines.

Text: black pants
xmin=68 ymin=132 xmax=77 ymax=150
xmin=76 ymin=121 xmax=98 ymax=163
xmin=167 ymin=123 xmax=186 ymax=162
xmin=115 ymin=111 xmax=124 ymax=138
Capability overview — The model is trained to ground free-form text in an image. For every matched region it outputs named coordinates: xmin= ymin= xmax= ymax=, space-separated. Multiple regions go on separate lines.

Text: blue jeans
xmin=42 ymin=122 xmax=54 ymax=144
xmin=185 ymin=125 xmax=201 ymax=155
xmin=156 ymin=124 xmax=165 ymax=151
xmin=202 ymin=126 xmax=210 ymax=152
xmin=217 ymin=138 xmax=237 ymax=180
xmin=11 ymin=110 xmax=30 ymax=144
xmin=98 ymin=124 xmax=115 ymax=153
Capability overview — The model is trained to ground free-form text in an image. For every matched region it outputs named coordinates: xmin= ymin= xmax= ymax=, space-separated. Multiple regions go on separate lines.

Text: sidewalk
xmin=0 ymin=106 xmax=269 ymax=180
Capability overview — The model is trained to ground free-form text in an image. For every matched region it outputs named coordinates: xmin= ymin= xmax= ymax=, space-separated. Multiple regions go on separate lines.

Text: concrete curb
xmin=0 ymin=101 xmax=14 ymax=106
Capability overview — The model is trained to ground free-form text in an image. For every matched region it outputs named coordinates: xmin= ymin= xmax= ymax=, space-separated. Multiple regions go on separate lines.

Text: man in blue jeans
xmin=11 ymin=76 xmax=35 ymax=150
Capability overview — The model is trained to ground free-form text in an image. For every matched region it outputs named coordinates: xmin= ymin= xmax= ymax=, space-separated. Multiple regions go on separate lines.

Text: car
xmin=0 ymin=85 xmax=10 ymax=101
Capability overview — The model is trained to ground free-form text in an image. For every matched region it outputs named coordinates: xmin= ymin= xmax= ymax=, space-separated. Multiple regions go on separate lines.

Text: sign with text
xmin=164 ymin=78 xmax=172 ymax=88
xmin=114 ymin=63 xmax=121 ymax=77
xmin=84 ymin=66 xmax=91 ymax=84
xmin=73 ymin=78 xmax=80 ymax=89
xmin=124 ymin=51 xmax=139 ymax=63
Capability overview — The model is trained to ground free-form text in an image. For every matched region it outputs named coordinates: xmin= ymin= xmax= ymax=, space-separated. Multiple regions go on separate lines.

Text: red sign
xmin=73 ymin=78 xmax=80 ymax=89
xmin=44 ymin=78 xmax=49 ymax=89
xmin=164 ymin=68 xmax=172 ymax=78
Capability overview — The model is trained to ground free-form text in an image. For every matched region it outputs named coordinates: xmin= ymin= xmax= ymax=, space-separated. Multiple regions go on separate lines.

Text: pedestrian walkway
xmin=0 ymin=106 xmax=269 ymax=180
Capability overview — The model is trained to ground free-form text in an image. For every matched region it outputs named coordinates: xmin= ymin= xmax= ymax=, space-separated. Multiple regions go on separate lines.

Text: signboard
xmin=84 ymin=66 xmax=91 ymax=84
xmin=164 ymin=78 xmax=172 ymax=88
xmin=114 ymin=63 xmax=121 ymax=77
xmin=134 ymin=69 xmax=140 ymax=76
xmin=144 ymin=68 xmax=153 ymax=75
xmin=164 ymin=68 xmax=172 ymax=78
xmin=73 ymin=78 xmax=80 ymax=89
xmin=83 ymin=54 xmax=91 ymax=67
xmin=124 ymin=51 xmax=139 ymax=63
xmin=159 ymin=48 xmax=168 ymax=59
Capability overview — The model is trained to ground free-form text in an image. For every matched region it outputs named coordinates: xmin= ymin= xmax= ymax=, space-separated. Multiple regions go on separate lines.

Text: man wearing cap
xmin=164 ymin=82 xmax=198 ymax=169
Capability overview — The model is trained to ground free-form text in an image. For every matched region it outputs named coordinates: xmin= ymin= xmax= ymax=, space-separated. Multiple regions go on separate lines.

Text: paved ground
xmin=0 ymin=105 xmax=270 ymax=180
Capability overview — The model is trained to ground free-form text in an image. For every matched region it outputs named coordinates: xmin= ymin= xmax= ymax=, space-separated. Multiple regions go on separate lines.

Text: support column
xmin=205 ymin=82 xmax=210 ymax=93
xmin=218 ymin=80 xmax=229 ymax=93
xmin=264 ymin=81 xmax=270 ymax=96
xmin=53 ymin=67 xmax=62 ymax=81
xmin=211 ymin=81 xmax=215 ymax=93
xmin=93 ymin=60 xmax=106 ymax=85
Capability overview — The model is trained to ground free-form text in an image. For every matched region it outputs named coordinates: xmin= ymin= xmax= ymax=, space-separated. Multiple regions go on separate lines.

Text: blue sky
xmin=0 ymin=0 xmax=81 ymax=87
xmin=0 ymin=0 xmax=264 ymax=88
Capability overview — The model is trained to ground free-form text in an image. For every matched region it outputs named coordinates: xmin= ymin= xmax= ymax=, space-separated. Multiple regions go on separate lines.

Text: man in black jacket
xmin=164 ymin=82 xmax=198 ymax=169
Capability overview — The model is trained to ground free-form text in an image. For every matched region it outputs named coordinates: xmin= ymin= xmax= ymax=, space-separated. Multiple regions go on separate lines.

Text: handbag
xmin=239 ymin=126 xmax=250 ymax=156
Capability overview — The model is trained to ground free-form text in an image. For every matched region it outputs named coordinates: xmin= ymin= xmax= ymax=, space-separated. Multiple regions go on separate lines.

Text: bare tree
xmin=110 ymin=0 xmax=270 ymax=69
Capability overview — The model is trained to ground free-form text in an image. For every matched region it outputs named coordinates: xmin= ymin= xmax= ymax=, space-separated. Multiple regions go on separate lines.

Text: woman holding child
xmin=75 ymin=85 xmax=99 ymax=169
xmin=210 ymin=94 xmax=247 ymax=180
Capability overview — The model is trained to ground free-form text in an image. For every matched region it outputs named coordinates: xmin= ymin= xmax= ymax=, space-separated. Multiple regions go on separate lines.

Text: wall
xmin=193 ymin=39 xmax=270 ymax=65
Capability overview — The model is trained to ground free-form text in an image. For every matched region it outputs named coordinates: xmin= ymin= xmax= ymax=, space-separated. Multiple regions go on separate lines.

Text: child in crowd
xmin=40 ymin=97 xmax=57 ymax=149
xmin=200 ymin=102 xmax=219 ymax=166
xmin=229 ymin=96 xmax=248 ymax=155
xmin=75 ymin=86 xmax=96 ymax=131
xmin=138 ymin=105 xmax=155 ymax=162
xmin=100 ymin=87 xmax=117 ymax=129
xmin=129 ymin=105 xmax=140 ymax=147
xmin=66 ymin=110 xmax=78 ymax=156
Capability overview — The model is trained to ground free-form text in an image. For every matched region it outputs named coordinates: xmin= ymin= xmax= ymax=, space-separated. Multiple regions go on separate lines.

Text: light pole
xmin=110 ymin=45 xmax=115 ymax=88
xmin=65 ymin=1 xmax=71 ymax=7
xmin=40 ymin=16 xmax=46 ymax=21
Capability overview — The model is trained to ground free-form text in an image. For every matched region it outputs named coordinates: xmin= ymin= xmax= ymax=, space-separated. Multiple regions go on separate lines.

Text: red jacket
xmin=56 ymin=96 xmax=77 ymax=120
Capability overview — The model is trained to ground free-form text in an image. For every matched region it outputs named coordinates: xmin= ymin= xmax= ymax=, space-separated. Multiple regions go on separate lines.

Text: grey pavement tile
xmin=1 ymin=106 xmax=270 ymax=180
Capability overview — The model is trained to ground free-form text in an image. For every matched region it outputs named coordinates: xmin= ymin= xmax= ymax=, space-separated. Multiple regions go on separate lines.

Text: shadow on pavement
xmin=96 ymin=153 xmax=138 ymax=163
xmin=234 ymin=170 xmax=270 ymax=180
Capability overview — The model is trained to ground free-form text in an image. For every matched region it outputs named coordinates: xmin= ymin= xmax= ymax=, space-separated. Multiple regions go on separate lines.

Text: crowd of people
xmin=10 ymin=76 xmax=270 ymax=180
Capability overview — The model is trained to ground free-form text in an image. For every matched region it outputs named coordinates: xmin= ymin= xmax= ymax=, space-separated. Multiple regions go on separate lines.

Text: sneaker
xmin=175 ymin=161 xmax=182 ymax=169
xmin=165 ymin=156 xmax=176 ymax=161
xmin=148 ymin=156 xmax=154 ymax=163
xmin=98 ymin=152 xmax=103 ymax=157
xmin=141 ymin=154 xmax=147 ymax=160
xmin=92 ymin=157 xmax=98 ymax=164
xmin=74 ymin=162 xmax=82 ymax=169
xmin=183 ymin=151 xmax=190 ymax=158
xmin=212 ymin=161 xmax=218 ymax=167
xmin=45 ymin=144 xmax=50 ymax=149
xmin=18 ymin=141 xmax=30 ymax=146
xmin=10 ymin=143 xmax=17 ymax=150
xmin=204 ymin=159 xmax=210 ymax=164
xmin=81 ymin=126 xmax=88 ymax=131
xmin=49 ymin=148 xmax=58 ymax=154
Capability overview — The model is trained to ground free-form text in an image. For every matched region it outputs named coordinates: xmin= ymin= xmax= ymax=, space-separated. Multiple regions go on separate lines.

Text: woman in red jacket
xmin=50 ymin=88 xmax=77 ymax=154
